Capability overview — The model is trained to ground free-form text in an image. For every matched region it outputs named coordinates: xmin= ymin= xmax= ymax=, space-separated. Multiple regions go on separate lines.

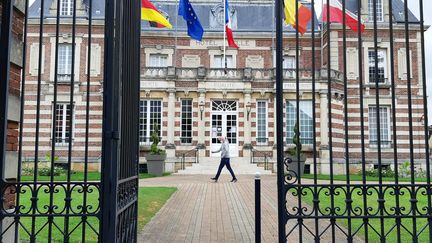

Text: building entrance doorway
xmin=210 ymin=100 xmax=238 ymax=157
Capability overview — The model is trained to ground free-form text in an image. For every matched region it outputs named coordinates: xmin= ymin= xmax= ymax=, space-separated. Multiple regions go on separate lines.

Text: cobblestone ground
xmin=138 ymin=175 xmax=354 ymax=243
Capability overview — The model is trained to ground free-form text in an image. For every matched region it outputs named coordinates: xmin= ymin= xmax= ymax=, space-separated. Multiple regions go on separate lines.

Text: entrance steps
xmin=176 ymin=157 xmax=273 ymax=175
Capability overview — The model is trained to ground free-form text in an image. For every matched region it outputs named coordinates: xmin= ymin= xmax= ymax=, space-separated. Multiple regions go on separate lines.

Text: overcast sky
xmin=27 ymin=0 xmax=432 ymax=123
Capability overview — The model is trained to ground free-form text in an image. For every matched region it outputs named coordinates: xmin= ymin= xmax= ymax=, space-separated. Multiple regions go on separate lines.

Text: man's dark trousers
xmin=214 ymin=158 xmax=236 ymax=180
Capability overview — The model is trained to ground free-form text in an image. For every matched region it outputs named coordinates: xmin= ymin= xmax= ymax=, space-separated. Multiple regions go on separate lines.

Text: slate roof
xmin=28 ymin=0 xmax=419 ymax=32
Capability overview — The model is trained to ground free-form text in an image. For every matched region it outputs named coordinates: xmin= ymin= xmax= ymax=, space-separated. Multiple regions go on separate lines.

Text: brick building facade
xmin=23 ymin=0 xmax=428 ymax=174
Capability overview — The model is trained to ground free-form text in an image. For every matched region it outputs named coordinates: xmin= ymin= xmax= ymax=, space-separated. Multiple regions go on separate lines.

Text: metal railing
xmin=180 ymin=147 xmax=200 ymax=170
xmin=250 ymin=147 xmax=272 ymax=171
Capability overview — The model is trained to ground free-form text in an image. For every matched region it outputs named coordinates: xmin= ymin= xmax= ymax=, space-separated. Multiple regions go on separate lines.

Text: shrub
xmin=149 ymin=124 xmax=165 ymax=155
xmin=38 ymin=166 xmax=66 ymax=176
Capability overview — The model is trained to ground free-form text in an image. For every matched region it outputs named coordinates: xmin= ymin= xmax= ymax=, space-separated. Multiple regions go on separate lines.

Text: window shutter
xmin=29 ymin=43 xmax=45 ymax=76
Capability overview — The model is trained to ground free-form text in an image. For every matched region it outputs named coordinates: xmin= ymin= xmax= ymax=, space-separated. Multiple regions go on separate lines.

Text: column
xmin=197 ymin=90 xmax=206 ymax=157
xmin=243 ymin=92 xmax=252 ymax=157
xmin=319 ymin=91 xmax=330 ymax=174
xmin=165 ymin=89 xmax=176 ymax=172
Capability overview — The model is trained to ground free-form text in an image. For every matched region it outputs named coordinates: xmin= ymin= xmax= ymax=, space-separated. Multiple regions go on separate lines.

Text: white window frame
xmin=283 ymin=56 xmax=296 ymax=69
xmin=140 ymin=100 xmax=163 ymax=145
xmin=368 ymin=0 xmax=384 ymax=22
xmin=53 ymin=103 xmax=74 ymax=146
xmin=368 ymin=105 xmax=391 ymax=148
xmin=286 ymin=100 xmax=314 ymax=145
xmin=181 ymin=99 xmax=193 ymax=144
xmin=60 ymin=0 xmax=74 ymax=16
xmin=368 ymin=48 xmax=387 ymax=84
xmin=57 ymin=44 xmax=73 ymax=82
xmin=256 ymin=101 xmax=268 ymax=145
xmin=212 ymin=55 xmax=234 ymax=68
xmin=148 ymin=54 xmax=168 ymax=67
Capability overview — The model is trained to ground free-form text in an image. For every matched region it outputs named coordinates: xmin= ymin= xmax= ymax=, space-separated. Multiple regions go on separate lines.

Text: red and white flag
xmin=225 ymin=0 xmax=238 ymax=48
xmin=322 ymin=0 xmax=365 ymax=33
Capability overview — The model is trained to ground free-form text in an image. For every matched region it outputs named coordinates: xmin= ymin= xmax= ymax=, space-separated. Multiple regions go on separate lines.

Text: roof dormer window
xmin=60 ymin=0 xmax=74 ymax=16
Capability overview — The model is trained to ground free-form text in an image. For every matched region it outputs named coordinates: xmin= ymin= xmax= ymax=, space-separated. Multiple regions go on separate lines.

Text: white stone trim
xmin=144 ymin=47 xmax=174 ymax=67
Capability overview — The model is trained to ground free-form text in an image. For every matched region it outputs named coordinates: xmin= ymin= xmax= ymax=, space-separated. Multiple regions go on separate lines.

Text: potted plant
xmin=286 ymin=121 xmax=306 ymax=177
xmin=145 ymin=124 xmax=166 ymax=176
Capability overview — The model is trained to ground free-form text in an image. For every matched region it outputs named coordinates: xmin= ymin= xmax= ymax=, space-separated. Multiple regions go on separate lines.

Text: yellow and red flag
xmin=283 ymin=0 xmax=312 ymax=35
xmin=141 ymin=0 xmax=172 ymax=29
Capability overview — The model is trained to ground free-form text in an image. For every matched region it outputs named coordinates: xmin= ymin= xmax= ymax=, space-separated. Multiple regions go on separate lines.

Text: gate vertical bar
xmin=418 ymin=0 xmax=432 ymax=239
xmin=403 ymin=0 xmax=417 ymax=241
xmin=356 ymin=1 xmax=369 ymax=241
xmin=388 ymin=0 xmax=402 ymax=241
xmin=275 ymin=0 xmax=286 ymax=241
xmin=0 ymin=0 xmax=14 ymax=240
xmin=101 ymin=0 xmax=120 ymax=240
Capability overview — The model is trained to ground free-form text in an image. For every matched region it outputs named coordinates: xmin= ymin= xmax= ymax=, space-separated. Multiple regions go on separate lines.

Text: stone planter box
xmin=286 ymin=154 xmax=306 ymax=177
xmin=146 ymin=154 xmax=166 ymax=176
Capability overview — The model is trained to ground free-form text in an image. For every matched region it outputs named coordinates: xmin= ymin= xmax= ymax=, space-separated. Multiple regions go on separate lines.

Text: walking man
xmin=211 ymin=136 xmax=237 ymax=182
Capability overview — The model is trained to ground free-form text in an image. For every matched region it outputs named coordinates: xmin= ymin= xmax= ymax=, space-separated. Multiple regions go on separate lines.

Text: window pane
xmin=369 ymin=49 xmax=386 ymax=83
xmin=286 ymin=101 xmax=313 ymax=145
xmin=368 ymin=0 xmax=383 ymax=22
xmin=181 ymin=100 xmax=193 ymax=144
xmin=257 ymin=101 xmax=267 ymax=144
xmin=213 ymin=55 xmax=233 ymax=68
xmin=283 ymin=56 xmax=296 ymax=69
xmin=139 ymin=100 xmax=162 ymax=145
xmin=149 ymin=54 xmax=168 ymax=67
xmin=369 ymin=106 xmax=391 ymax=147
xmin=54 ymin=103 xmax=72 ymax=144
xmin=58 ymin=44 xmax=72 ymax=81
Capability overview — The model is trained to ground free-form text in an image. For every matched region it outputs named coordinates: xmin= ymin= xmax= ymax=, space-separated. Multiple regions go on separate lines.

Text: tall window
xmin=213 ymin=55 xmax=233 ymax=68
xmin=368 ymin=49 xmax=387 ymax=84
xmin=54 ymin=103 xmax=72 ymax=145
xmin=149 ymin=54 xmax=168 ymax=67
xmin=286 ymin=101 xmax=313 ymax=145
xmin=368 ymin=0 xmax=384 ymax=22
xmin=181 ymin=99 xmax=193 ymax=144
xmin=60 ymin=0 xmax=74 ymax=16
xmin=140 ymin=100 xmax=162 ymax=145
xmin=257 ymin=101 xmax=267 ymax=145
xmin=58 ymin=44 xmax=73 ymax=82
xmin=369 ymin=106 xmax=391 ymax=148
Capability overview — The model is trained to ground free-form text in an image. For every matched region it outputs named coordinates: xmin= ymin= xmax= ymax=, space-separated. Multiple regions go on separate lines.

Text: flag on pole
xmin=322 ymin=0 xmax=365 ymax=33
xmin=141 ymin=0 xmax=173 ymax=29
xmin=178 ymin=0 xmax=204 ymax=41
xmin=225 ymin=0 xmax=238 ymax=48
xmin=283 ymin=0 xmax=312 ymax=35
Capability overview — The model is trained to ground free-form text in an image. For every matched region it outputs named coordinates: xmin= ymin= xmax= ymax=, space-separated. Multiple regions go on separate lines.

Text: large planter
xmin=286 ymin=154 xmax=306 ymax=177
xmin=146 ymin=154 xmax=166 ymax=176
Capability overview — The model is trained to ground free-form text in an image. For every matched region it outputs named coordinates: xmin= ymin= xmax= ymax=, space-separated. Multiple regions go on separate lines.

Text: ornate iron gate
xmin=275 ymin=0 xmax=432 ymax=242
xmin=0 ymin=0 xmax=140 ymax=242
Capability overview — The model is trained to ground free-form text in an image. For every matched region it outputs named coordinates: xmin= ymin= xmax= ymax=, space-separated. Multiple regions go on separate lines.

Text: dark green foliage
xmin=287 ymin=121 xmax=302 ymax=156
xmin=150 ymin=124 xmax=165 ymax=155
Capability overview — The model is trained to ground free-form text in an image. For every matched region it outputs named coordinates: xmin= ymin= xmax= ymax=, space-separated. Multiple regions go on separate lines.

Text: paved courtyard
xmin=138 ymin=175 xmax=352 ymax=243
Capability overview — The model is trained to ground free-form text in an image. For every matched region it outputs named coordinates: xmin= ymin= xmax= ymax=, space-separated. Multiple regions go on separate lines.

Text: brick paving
xmin=138 ymin=175 xmax=355 ymax=243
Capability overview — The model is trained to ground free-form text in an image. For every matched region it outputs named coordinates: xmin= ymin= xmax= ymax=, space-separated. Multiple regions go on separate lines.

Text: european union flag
xmin=178 ymin=0 xmax=204 ymax=41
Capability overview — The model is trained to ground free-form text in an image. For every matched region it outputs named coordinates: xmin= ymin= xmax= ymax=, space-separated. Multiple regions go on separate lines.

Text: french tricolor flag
xmin=225 ymin=0 xmax=239 ymax=48
xmin=322 ymin=0 xmax=365 ymax=33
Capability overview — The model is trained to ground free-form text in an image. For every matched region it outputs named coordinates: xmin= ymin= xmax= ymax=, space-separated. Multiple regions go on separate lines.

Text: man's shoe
xmin=231 ymin=178 xmax=237 ymax=183
xmin=211 ymin=177 xmax=218 ymax=182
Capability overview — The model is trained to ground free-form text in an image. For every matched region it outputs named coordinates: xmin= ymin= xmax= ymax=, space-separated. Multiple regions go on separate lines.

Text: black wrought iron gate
xmin=274 ymin=0 xmax=432 ymax=242
xmin=0 ymin=0 xmax=140 ymax=242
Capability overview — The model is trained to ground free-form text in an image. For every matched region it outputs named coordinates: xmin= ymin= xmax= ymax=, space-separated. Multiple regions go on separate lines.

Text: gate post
xmin=101 ymin=0 xmax=141 ymax=242
xmin=0 ymin=0 xmax=14 ymax=239
xmin=274 ymin=0 xmax=286 ymax=241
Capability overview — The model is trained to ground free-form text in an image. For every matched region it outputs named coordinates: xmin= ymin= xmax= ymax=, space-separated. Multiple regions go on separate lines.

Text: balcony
xmin=141 ymin=67 xmax=343 ymax=82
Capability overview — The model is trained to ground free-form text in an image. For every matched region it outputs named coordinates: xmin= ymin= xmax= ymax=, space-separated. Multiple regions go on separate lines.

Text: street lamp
xmin=246 ymin=102 xmax=252 ymax=121
xmin=199 ymin=101 xmax=205 ymax=120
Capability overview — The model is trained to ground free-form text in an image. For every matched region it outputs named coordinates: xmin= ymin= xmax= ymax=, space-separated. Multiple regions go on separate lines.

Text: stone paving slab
xmin=138 ymin=175 xmax=357 ymax=243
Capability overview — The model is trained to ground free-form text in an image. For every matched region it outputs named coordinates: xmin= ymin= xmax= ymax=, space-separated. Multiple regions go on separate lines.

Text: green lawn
xmin=20 ymin=172 xmax=171 ymax=182
xmin=302 ymin=174 xmax=428 ymax=182
xmin=17 ymin=187 xmax=176 ymax=242
xmin=300 ymin=186 xmax=430 ymax=242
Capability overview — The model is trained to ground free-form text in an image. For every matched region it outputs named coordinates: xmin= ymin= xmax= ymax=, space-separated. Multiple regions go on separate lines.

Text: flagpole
xmin=223 ymin=0 xmax=227 ymax=71
xmin=320 ymin=0 xmax=324 ymax=69
xmin=174 ymin=0 xmax=179 ymax=68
